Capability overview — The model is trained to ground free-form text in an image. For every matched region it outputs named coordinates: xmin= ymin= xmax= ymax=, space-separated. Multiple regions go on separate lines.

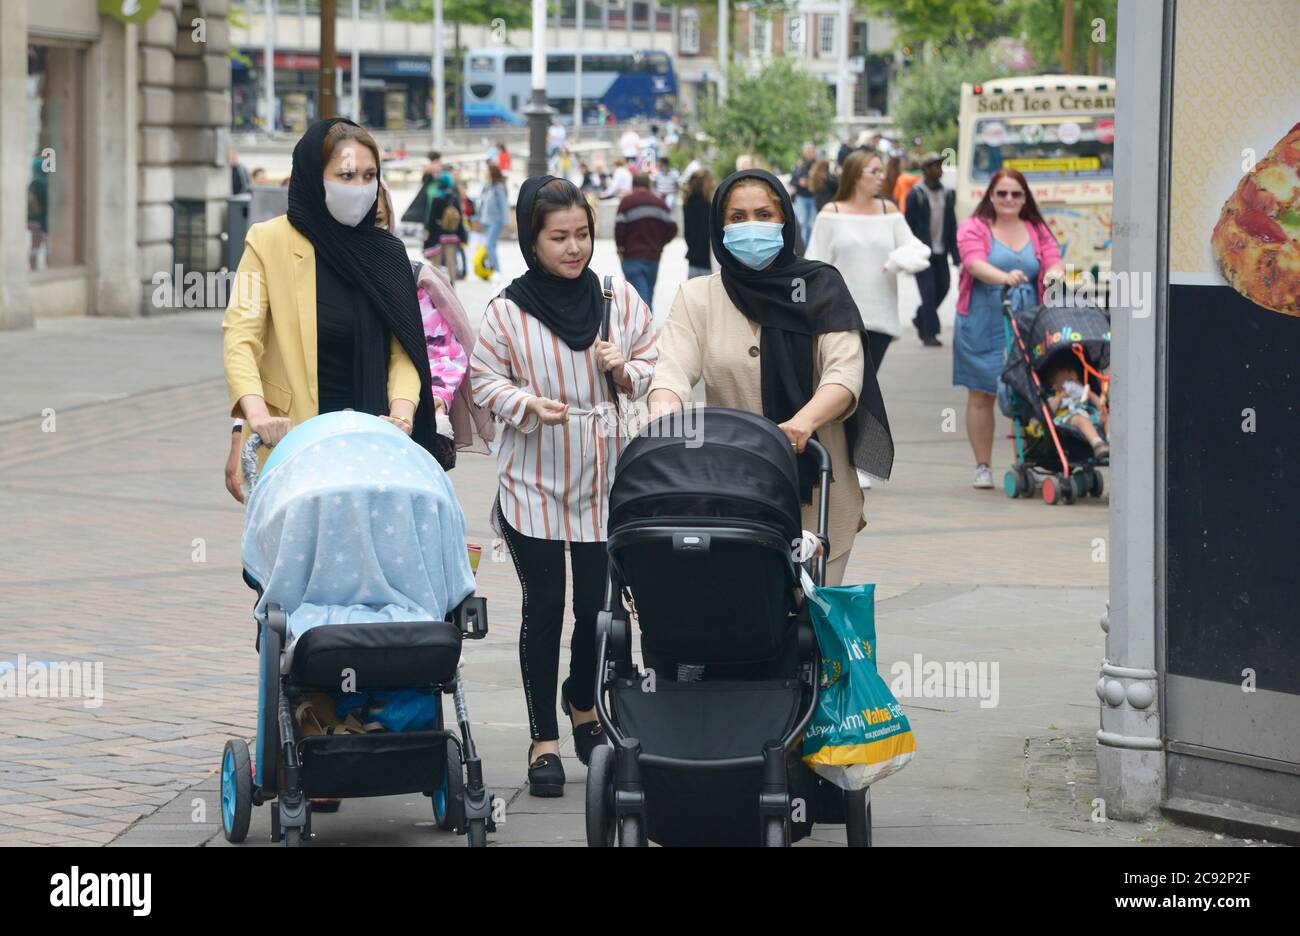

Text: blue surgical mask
xmin=723 ymin=221 xmax=784 ymax=270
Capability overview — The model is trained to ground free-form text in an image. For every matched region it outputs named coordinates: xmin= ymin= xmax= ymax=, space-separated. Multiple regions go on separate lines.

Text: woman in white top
xmin=806 ymin=149 xmax=931 ymax=374
xmin=470 ymin=175 xmax=657 ymax=797
xmin=806 ymin=150 xmax=930 ymax=488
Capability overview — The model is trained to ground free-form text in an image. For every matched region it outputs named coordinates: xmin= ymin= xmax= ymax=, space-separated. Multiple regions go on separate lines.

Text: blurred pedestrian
xmin=790 ymin=141 xmax=818 ymax=245
xmin=615 ymin=172 xmax=678 ymax=307
xmin=954 ymin=168 xmax=1064 ymax=489
xmin=601 ymin=158 xmax=633 ymax=200
xmin=904 ymin=153 xmax=958 ymax=347
xmin=682 ymin=169 xmax=714 ymax=278
xmin=653 ymin=156 xmax=680 ymax=209
xmin=478 ymin=162 xmax=510 ymax=279
xmin=810 ymin=159 xmax=838 ymax=212
xmin=807 ymin=149 xmax=931 ymax=489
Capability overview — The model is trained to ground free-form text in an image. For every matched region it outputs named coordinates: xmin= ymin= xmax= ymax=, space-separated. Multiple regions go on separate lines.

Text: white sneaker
xmin=856 ymin=468 xmax=872 ymax=490
xmin=973 ymin=464 xmax=994 ymax=489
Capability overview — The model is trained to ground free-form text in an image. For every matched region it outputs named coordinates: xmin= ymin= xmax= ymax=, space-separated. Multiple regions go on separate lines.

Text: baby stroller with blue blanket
xmin=218 ymin=412 xmax=492 ymax=847
xmin=586 ymin=408 xmax=872 ymax=847
xmin=999 ymin=286 xmax=1112 ymax=505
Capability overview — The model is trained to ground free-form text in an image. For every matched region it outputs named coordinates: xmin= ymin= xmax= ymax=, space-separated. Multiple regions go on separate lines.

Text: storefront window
xmin=26 ymin=44 xmax=85 ymax=271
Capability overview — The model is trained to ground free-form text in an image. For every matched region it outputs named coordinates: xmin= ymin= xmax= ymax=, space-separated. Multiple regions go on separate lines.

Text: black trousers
xmin=915 ymin=251 xmax=952 ymax=340
xmin=496 ymin=505 xmax=607 ymax=742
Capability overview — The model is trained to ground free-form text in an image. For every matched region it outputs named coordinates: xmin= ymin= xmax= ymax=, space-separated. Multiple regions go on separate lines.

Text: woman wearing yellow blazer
xmin=223 ymin=118 xmax=438 ymax=497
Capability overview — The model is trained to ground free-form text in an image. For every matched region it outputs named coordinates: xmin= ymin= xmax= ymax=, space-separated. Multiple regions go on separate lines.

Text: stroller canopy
xmin=608 ymin=407 xmax=802 ymax=541
xmin=1002 ymin=303 xmax=1112 ymax=416
xmin=242 ymin=411 xmax=475 ymax=640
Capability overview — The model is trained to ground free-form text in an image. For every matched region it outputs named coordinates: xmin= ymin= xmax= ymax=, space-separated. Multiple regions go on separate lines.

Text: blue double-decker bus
xmin=462 ymin=48 xmax=678 ymax=127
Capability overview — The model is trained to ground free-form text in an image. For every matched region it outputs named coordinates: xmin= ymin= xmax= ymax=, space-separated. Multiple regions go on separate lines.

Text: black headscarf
xmin=501 ymin=175 xmax=604 ymax=350
xmin=286 ymin=118 xmax=439 ymax=459
xmin=711 ymin=168 xmax=894 ymax=499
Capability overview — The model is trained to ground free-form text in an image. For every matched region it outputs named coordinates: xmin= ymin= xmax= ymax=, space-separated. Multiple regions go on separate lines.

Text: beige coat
xmin=648 ymin=273 xmax=866 ymax=561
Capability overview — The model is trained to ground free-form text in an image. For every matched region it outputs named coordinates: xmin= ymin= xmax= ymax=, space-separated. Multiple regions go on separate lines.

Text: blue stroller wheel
xmin=221 ymin=739 xmax=252 ymax=843
xmin=434 ymin=737 xmax=464 ymax=832
xmin=1003 ymin=470 xmax=1020 ymax=498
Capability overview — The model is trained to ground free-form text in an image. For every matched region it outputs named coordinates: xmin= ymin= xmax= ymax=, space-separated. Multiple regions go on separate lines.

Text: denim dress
xmin=952 ymin=237 xmax=1039 ymax=395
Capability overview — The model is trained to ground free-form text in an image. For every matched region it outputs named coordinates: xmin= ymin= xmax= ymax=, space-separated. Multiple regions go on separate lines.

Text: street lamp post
xmin=574 ymin=0 xmax=584 ymax=142
xmin=433 ymin=0 xmax=445 ymax=148
xmin=319 ymin=0 xmax=337 ymax=120
xmin=351 ymin=0 xmax=360 ymax=122
xmin=717 ymin=0 xmax=728 ymax=102
xmin=264 ymin=0 xmax=277 ymax=130
xmin=525 ymin=0 xmax=555 ymax=178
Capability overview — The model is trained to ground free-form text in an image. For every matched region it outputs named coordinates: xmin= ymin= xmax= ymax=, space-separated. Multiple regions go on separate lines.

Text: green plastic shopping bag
xmin=799 ymin=567 xmax=916 ymax=790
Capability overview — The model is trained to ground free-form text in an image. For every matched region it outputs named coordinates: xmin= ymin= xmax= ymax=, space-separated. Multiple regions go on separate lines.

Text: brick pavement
xmin=0 ymin=239 xmax=1233 ymax=848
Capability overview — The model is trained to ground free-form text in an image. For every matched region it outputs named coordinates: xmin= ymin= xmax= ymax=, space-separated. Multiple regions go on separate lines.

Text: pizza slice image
xmin=1211 ymin=122 xmax=1300 ymax=315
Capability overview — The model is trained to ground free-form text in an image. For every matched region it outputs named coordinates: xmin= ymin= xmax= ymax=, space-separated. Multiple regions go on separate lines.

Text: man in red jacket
xmin=614 ymin=174 xmax=678 ymax=308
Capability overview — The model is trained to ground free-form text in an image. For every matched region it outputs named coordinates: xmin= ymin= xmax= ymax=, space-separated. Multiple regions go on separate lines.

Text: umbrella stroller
xmin=218 ymin=411 xmax=493 ymax=847
xmin=999 ymin=286 xmax=1112 ymax=505
xmin=586 ymin=408 xmax=872 ymax=847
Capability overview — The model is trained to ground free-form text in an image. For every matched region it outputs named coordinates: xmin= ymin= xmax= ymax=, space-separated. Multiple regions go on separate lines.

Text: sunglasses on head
xmin=994 ymin=189 xmax=1025 ymax=199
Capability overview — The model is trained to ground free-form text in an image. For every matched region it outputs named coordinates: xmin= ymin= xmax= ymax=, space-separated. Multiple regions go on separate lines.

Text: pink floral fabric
xmin=418 ymin=287 xmax=469 ymax=409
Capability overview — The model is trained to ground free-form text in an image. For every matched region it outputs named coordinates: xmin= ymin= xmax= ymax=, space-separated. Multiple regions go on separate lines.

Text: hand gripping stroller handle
xmin=241 ymin=432 xmax=266 ymax=495
xmin=804 ymin=438 xmax=832 ymax=585
xmin=1001 ymin=283 xmax=1013 ymax=316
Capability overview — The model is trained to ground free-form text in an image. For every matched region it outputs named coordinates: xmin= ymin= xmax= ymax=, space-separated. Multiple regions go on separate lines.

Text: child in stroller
xmin=1043 ymin=353 xmax=1109 ymax=460
xmin=218 ymin=411 xmax=493 ymax=847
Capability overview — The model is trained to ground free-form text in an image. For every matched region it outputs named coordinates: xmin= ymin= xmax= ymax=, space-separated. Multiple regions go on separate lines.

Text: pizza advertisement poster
xmin=1168 ymin=0 xmax=1300 ymax=315
xmin=1163 ymin=0 xmax=1300 ymax=699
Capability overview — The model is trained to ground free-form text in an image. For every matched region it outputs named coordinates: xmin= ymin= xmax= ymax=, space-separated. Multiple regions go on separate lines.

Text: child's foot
xmin=1092 ymin=440 xmax=1110 ymax=459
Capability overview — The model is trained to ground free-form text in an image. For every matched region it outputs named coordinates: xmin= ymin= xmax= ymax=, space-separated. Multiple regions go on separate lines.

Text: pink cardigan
xmin=955 ymin=217 xmax=1062 ymax=314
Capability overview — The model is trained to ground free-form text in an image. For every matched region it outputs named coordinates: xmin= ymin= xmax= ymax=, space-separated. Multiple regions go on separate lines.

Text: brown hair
xmin=831 ymin=149 xmax=883 ymax=204
xmin=684 ymin=168 xmax=715 ymax=202
xmin=322 ymin=122 xmax=382 ymax=172
xmin=972 ymin=167 xmax=1048 ymax=228
xmin=808 ymin=159 xmax=830 ymax=194
xmin=487 ymin=162 xmax=505 ymax=185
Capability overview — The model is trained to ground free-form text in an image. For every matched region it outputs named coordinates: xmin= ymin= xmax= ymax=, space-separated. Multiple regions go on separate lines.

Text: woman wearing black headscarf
xmin=223 ymin=118 xmax=443 ymax=488
xmin=469 ymin=175 xmax=658 ymax=797
xmin=648 ymin=168 xmax=894 ymax=585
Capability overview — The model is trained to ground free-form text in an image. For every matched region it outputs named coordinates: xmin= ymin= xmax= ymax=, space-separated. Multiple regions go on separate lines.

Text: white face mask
xmin=323 ymin=179 xmax=378 ymax=227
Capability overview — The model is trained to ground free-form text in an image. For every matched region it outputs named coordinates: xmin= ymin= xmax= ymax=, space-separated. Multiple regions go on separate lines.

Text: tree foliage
xmin=861 ymin=0 xmax=1003 ymax=49
xmin=697 ymin=55 xmax=835 ymax=179
xmin=891 ymin=45 xmax=1008 ymax=156
xmin=385 ymin=0 xmax=531 ymax=27
xmin=1004 ymin=0 xmax=1118 ymax=74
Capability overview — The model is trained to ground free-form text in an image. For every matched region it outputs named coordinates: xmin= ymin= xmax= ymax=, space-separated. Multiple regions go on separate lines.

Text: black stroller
xmin=999 ymin=286 xmax=1112 ymax=505
xmin=585 ymin=408 xmax=872 ymax=847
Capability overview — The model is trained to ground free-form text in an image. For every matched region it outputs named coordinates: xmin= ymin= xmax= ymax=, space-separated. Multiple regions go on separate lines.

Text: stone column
xmin=137 ymin=1 xmax=180 ymax=314
xmin=0 ymin=0 xmax=34 ymax=330
xmin=92 ymin=18 xmax=141 ymax=317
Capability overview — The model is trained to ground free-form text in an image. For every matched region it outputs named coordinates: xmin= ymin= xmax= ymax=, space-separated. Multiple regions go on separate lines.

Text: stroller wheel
xmin=1041 ymin=475 xmax=1060 ymax=505
xmin=220 ymin=739 xmax=253 ymax=843
xmin=762 ymin=815 xmax=788 ymax=848
xmin=1002 ymin=470 xmax=1020 ymax=499
xmin=1090 ymin=470 xmax=1104 ymax=498
xmin=434 ymin=738 xmax=465 ymax=832
xmin=618 ymin=813 xmax=645 ymax=848
xmin=845 ymin=788 xmax=872 ymax=847
xmin=585 ymin=744 xmax=616 ymax=847
xmin=1061 ymin=474 xmax=1078 ymax=504
xmin=466 ymin=817 xmax=488 ymax=848
xmin=1071 ymin=473 xmax=1088 ymax=501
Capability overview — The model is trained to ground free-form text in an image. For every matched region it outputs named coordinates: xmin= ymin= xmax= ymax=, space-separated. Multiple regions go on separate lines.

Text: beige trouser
xmin=822 ymin=551 xmax=851 ymax=587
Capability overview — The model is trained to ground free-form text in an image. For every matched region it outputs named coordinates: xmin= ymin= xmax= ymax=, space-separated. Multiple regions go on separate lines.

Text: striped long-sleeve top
xmin=470 ymin=276 xmax=658 ymax=542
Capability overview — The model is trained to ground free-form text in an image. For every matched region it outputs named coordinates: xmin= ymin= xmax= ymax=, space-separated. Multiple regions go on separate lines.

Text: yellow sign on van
xmin=1005 ymin=157 xmax=1103 ymax=174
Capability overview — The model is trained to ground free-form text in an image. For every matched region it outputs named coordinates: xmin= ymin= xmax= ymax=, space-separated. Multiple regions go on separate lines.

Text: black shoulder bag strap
xmin=600 ymin=275 xmax=621 ymax=415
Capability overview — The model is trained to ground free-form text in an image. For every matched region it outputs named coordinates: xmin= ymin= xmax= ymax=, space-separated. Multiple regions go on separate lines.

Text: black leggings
xmin=496 ymin=504 xmax=608 ymax=742
xmin=865 ymin=329 xmax=892 ymax=373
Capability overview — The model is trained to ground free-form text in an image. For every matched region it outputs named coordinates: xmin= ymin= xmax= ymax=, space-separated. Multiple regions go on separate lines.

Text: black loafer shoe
xmin=572 ymin=720 xmax=607 ymax=767
xmin=527 ymin=747 xmax=565 ymax=797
